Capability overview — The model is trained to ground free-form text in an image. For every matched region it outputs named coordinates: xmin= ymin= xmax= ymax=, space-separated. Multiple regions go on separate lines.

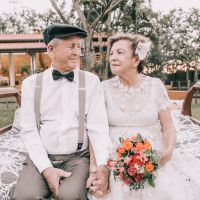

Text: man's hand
xmin=42 ymin=167 xmax=72 ymax=198
xmin=86 ymin=165 xmax=109 ymax=198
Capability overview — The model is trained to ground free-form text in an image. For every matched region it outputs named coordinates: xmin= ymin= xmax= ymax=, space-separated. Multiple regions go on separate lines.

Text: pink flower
xmin=119 ymin=167 xmax=125 ymax=173
xmin=124 ymin=157 xmax=131 ymax=165
xmin=128 ymin=167 xmax=137 ymax=176
xmin=107 ymin=160 xmax=115 ymax=168
xmin=122 ymin=178 xmax=130 ymax=185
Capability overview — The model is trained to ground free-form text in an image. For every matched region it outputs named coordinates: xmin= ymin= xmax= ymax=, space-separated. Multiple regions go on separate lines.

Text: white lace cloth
xmin=0 ymin=131 xmax=27 ymax=200
xmin=172 ymin=110 xmax=200 ymax=159
xmin=89 ymin=76 xmax=200 ymax=200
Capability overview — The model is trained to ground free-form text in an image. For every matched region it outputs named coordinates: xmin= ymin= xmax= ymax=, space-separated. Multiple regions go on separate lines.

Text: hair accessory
xmin=135 ymin=41 xmax=151 ymax=60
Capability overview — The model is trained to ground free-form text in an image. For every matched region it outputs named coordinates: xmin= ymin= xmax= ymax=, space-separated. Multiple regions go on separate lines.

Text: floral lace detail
xmin=110 ymin=75 xmax=150 ymax=113
xmin=112 ymin=75 xmax=148 ymax=96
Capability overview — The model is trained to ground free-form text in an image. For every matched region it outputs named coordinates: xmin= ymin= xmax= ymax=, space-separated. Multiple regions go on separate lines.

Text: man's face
xmin=48 ymin=36 xmax=81 ymax=71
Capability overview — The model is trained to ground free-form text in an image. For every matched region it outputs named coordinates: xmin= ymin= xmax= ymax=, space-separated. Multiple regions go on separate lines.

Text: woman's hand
xmin=157 ymin=149 xmax=173 ymax=167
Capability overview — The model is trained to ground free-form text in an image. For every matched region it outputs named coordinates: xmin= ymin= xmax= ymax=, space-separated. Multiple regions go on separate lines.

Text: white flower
xmin=135 ymin=41 xmax=151 ymax=60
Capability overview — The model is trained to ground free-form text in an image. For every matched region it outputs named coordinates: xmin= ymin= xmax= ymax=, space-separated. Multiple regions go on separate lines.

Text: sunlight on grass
xmin=192 ymin=101 xmax=200 ymax=121
xmin=0 ymin=97 xmax=18 ymax=128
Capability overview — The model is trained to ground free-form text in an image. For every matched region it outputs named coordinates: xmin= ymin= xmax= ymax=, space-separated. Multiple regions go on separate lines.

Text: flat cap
xmin=43 ymin=23 xmax=87 ymax=45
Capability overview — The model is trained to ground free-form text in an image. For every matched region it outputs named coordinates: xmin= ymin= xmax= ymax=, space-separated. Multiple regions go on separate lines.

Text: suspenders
xmin=34 ymin=70 xmax=85 ymax=151
xmin=34 ymin=72 xmax=44 ymax=131
xmin=77 ymin=70 xmax=85 ymax=150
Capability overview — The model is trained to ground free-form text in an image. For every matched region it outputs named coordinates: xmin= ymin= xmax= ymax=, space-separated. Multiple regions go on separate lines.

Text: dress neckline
xmin=112 ymin=75 xmax=148 ymax=96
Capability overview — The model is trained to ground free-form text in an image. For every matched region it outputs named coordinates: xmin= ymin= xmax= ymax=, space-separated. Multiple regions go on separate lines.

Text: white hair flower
xmin=135 ymin=41 xmax=151 ymax=60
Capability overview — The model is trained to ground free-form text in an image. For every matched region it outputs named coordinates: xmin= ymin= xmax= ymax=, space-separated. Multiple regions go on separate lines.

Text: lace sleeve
xmin=155 ymin=79 xmax=171 ymax=112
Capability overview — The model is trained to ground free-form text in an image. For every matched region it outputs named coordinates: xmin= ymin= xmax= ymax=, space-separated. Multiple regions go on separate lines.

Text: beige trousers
xmin=11 ymin=149 xmax=89 ymax=200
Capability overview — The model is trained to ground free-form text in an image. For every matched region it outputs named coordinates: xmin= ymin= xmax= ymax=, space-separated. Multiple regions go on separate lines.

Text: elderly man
xmin=12 ymin=24 xmax=111 ymax=200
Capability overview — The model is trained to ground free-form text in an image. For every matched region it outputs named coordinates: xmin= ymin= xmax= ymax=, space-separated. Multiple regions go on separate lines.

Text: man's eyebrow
xmin=111 ymin=48 xmax=126 ymax=51
xmin=64 ymin=42 xmax=81 ymax=46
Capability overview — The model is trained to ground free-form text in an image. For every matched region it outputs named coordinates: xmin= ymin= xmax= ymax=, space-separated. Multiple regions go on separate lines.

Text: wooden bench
xmin=168 ymin=82 xmax=200 ymax=125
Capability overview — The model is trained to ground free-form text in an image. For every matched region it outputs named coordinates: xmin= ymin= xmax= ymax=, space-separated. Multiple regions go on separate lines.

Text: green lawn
xmin=192 ymin=100 xmax=200 ymax=121
xmin=0 ymin=97 xmax=18 ymax=128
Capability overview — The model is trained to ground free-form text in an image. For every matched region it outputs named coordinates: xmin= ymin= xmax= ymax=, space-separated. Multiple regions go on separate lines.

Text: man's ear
xmin=47 ymin=44 xmax=54 ymax=53
xmin=47 ymin=44 xmax=54 ymax=59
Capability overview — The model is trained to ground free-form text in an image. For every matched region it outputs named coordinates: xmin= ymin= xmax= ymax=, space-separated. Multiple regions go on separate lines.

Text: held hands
xmin=42 ymin=167 xmax=72 ymax=198
xmin=86 ymin=165 xmax=110 ymax=198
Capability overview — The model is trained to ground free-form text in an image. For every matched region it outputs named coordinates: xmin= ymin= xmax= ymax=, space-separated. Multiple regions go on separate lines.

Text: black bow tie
xmin=52 ymin=69 xmax=74 ymax=82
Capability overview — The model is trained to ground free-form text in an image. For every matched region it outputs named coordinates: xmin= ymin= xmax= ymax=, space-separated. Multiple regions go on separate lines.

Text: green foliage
xmin=93 ymin=61 xmax=112 ymax=80
xmin=0 ymin=8 xmax=62 ymax=33
xmin=20 ymin=65 xmax=30 ymax=75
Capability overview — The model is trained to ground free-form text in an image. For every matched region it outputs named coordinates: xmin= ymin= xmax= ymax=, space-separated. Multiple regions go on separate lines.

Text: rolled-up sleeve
xmin=20 ymin=77 xmax=52 ymax=173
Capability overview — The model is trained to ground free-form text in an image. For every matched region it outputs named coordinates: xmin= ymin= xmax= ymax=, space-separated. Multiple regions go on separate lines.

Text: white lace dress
xmin=89 ymin=75 xmax=200 ymax=200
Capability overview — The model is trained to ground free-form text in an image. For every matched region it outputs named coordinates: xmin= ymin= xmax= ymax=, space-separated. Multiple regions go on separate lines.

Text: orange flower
xmin=145 ymin=162 xmax=154 ymax=172
xmin=143 ymin=140 xmax=152 ymax=150
xmin=122 ymin=139 xmax=133 ymax=150
xmin=117 ymin=147 xmax=125 ymax=154
xmin=135 ymin=142 xmax=144 ymax=151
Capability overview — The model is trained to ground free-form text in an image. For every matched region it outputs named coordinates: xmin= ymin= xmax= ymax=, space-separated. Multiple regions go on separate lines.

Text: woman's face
xmin=109 ymin=39 xmax=138 ymax=76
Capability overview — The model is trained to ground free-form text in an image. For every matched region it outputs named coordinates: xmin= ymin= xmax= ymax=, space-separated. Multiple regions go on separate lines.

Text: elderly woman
xmin=88 ymin=33 xmax=200 ymax=200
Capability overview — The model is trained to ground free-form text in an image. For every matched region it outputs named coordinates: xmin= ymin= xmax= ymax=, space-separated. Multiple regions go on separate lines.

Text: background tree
xmin=159 ymin=8 xmax=200 ymax=83
xmin=50 ymin=0 xmax=126 ymax=71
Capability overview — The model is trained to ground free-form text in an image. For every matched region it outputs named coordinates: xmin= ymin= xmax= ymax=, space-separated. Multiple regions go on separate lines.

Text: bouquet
xmin=107 ymin=134 xmax=160 ymax=190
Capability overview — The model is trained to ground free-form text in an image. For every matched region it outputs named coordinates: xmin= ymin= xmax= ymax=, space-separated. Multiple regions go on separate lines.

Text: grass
xmin=192 ymin=100 xmax=200 ymax=121
xmin=0 ymin=97 xmax=18 ymax=128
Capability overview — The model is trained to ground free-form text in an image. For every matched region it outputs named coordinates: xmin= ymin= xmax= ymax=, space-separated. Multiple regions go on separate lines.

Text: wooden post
xmin=30 ymin=52 xmax=36 ymax=74
xmin=8 ymin=53 xmax=15 ymax=87
xmin=187 ymin=80 xmax=191 ymax=90
xmin=194 ymin=70 xmax=198 ymax=82
xmin=170 ymin=81 xmax=173 ymax=90
xmin=178 ymin=81 xmax=181 ymax=90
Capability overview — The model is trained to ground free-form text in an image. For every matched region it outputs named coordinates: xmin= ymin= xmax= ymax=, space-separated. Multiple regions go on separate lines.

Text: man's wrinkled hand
xmin=42 ymin=167 xmax=72 ymax=198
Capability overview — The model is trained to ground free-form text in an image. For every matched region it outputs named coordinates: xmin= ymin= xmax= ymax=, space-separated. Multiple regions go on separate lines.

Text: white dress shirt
xmin=20 ymin=67 xmax=112 ymax=173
